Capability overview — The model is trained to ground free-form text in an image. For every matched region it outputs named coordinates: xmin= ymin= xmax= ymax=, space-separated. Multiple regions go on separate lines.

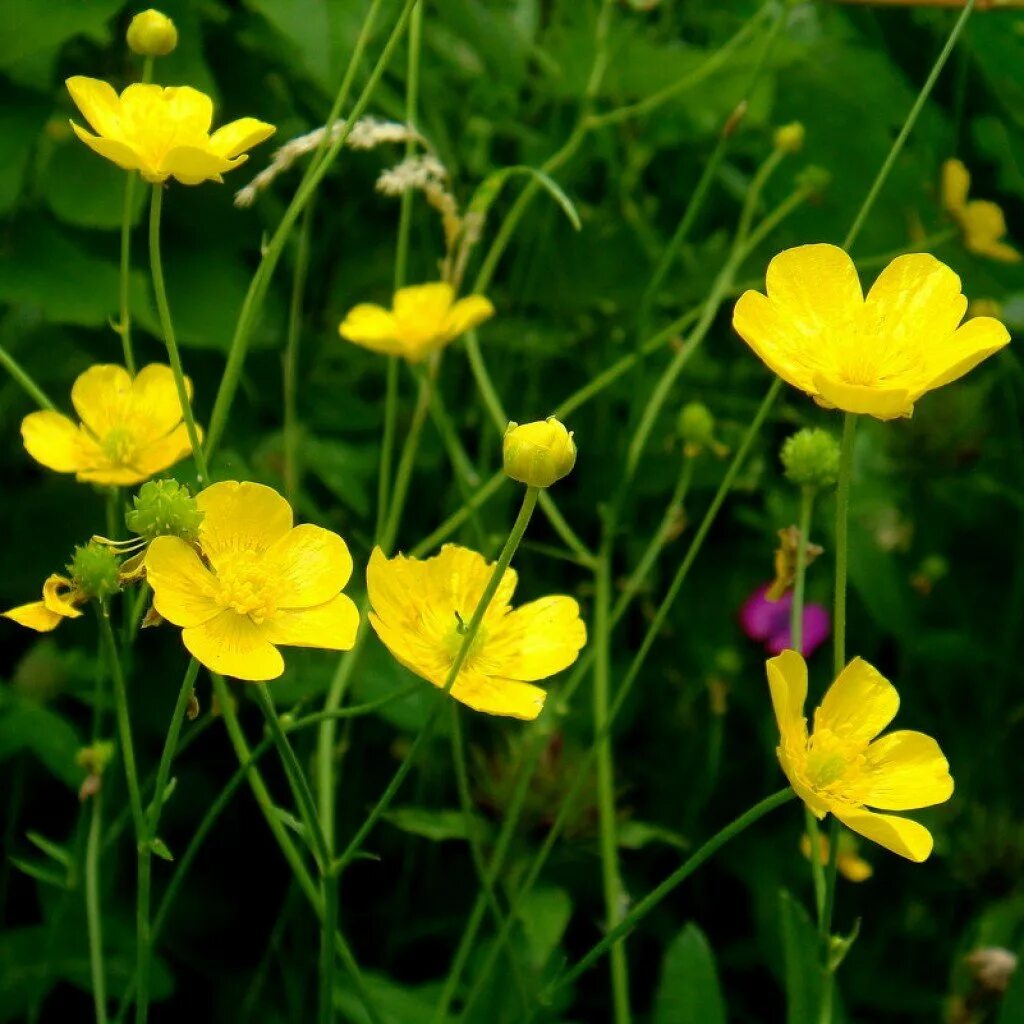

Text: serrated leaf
xmin=653 ymin=922 xmax=727 ymax=1024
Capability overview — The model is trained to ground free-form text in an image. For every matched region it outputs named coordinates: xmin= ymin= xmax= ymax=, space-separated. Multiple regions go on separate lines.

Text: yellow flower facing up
xmin=733 ymin=244 xmax=1010 ymax=420
xmin=768 ymin=650 xmax=953 ymax=862
xmin=22 ymin=364 xmax=197 ymax=486
xmin=800 ymin=831 xmax=873 ymax=883
xmin=66 ymin=76 xmax=274 ymax=185
xmin=3 ymin=575 xmax=86 ymax=633
xmin=942 ymin=158 xmax=1021 ymax=263
xmin=366 ymin=544 xmax=586 ymax=720
xmin=339 ymin=282 xmax=494 ymax=362
xmin=145 ymin=481 xmax=359 ymax=681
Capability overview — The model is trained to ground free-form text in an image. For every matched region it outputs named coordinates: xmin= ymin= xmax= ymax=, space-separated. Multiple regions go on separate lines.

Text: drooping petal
xmin=338 ymin=304 xmax=403 ymax=355
xmin=940 ymin=158 xmax=970 ymax=215
xmin=196 ymin=481 xmax=293 ymax=566
xmin=209 ymin=117 xmax=276 ymax=158
xmin=830 ymin=805 xmax=934 ymax=863
xmin=66 ymin=77 xmax=123 ymax=138
xmin=145 ymin=536 xmax=222 ymax=627
xmin=441 ymin=295 xmax=495 ymax=341
xmin=42 ymin=575 xmax=82 ymax=618
xmin=451 ymin=670 xmax=546 ymax=721
xmin=852 ymin=730 xmax=954 ymax=811
xmin=812 ymin=374 xmax=913 ymax=420
xmin=161 ymin=145 xmax=240 ymax=186
xmin=134 ymin=422 xmax=198 ymax=479
xmin=70 ymin=123 xmax=145 ymax=174
xmin=814 ymin=657 xmax=899 ymax=748
xmin=3 ymin=601 xmax=64 ymax=632
xmin=765 ymin=650 xmax=809 ymax=751
xmin=919 ymin=315 xmax=1010 ymax=395
xmin=21 ymin=411 xmax=88 ymax=473
xmin=71 ymin=364 xmax=133 ymax=437
xmin=264 ymin=524 xmax=354 ymax=609
xmin=480 ymin=596 xmax=586 ymax=681
xmin=182 ymin=610 xmax=284 ymax=681
xmin=262 ymin=594 xmax=360 ymax=651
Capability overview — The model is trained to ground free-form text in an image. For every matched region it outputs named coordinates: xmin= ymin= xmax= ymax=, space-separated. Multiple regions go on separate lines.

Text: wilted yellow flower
xmin=800 ymin=831 xmax=873 ymax=883
xmin=3 ymin=574 xmax=87 ymax=633
xmin=126 ymin=9 xmax=178 ymax=56
xmin=733 ymin=244 xmax=1010 ymax=420
xmin=503 ymin=418 xmax=577 ymax=488
xmin=768 ymin=650 xmax=953 ymax=862
xmin=66 ymin=77 xmax=274 ymax=185
xmin=145 ymin=482 xmax=359 ymax=681
xmin=366 ymin=544 xmax=586 ymax=720
xmin=21 ymin=364 xmax=197 ymax=486
xmin=942 ymin=158 xmax=1020 ymax=263
xmin=338 ymin=282 xmax=494 ymax=362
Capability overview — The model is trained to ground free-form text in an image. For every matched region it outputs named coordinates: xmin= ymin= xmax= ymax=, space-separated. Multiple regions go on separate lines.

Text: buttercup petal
xmin=815 ymin=657 xmax=899 ymax=748
xmin=733 ymin=290 xmax=820 ymax=395
xmin=146 ymin=536 xmax=221 ymax=627
xmin=853 ymin=730 xmax=954 ymax=811
xmin=920 ymin=315 xmax=1010 ymax=395
xmin=66 ymin=77 xmax=123 ymax=138
xmin=338 ymin=304 xmax=403 ymax=355
xmin=21 ymin=411 xmax=88 ymax=473
xmin=262 ymin=594 xmax=360 ymax=651
xmin=161 ymin=145 xmax=240 ymax=186
xmin=209 ymin=117 xmax=276 ymax=159
xmin=264 ymin=524 xmax=354 ymax=609
xmin=134 ymin=423 xmax=198 ymax=480
xmin=77 ymin=461 xmax=158 ymax=487
xmin=764 ymin=244 xmax=863 ymax=334
xmin=812 ymin=374 xmax=913 ymax=420
xmin=131 ymin=364 xmax=190 ymax=440
xmin=182 ymin=610 xmax=284 ymax=681
xmin=72 ymin=364 xmax=133 ymax=437
xmin=442 ymin=295 xmax=495 ymax=341
xmin=765 ymin=650 xmax=809 ymax=750
xmin=3 ymin=601 xmax=64 ymax=632
xmin=70 ymin=122 xmax=144 ymax=174
xmin=482 ymin=596 xmax=586 ymax=681
xmin=393 ymin=282 xmax=455 ymax=329
xmin=830 ymin=806 xmax=934 ymax=863
xmin=159 ymin=85 xmax=214 ymax=136
xmin=940 ymin=158 xmax=970 ymax=215
xmin=197 ymin=481 xmax=293 ymax=566
xmin=42 ymin=575 xmax=82 ymax=618
xmin=451 ymin=670 xmax=546 ymax=721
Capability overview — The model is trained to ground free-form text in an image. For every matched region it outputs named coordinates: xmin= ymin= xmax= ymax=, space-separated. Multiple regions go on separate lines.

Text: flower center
xmin=214 ymin=555 xmax=278 ymax=624
xmin=101 ymin=427 xmax=139 ymax=467
xmin=803 ymin=728 xmax=862 ymax=793
xmin=442 ymin=611 xmax=488 ymax=668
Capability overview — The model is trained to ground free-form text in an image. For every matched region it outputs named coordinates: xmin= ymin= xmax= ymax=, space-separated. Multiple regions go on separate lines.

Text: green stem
xmin=334 ymin=486 xmax=540 ymax=875
xmin=832 ymin=415 xmax=856 ymax=678
xmin=85 ymin=790 xmax=108 ymax=1024
xmin=148 ymin=185 xmax=208 ymax=483
xmin=146 ymin=659 xmax=199 ymax=834
xmin=0 ymin=343 xmax=55 ymax=410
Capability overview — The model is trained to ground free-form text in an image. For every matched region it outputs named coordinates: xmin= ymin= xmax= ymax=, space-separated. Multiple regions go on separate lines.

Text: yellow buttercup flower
xmin=338 ymin=282 xmax=494 ymax=362
xmin=733 ymin=244 xmax=1010 ymax=420
xmin=145 ymin=481 xmax=359 ymax=681
xmin=767 ymin=650 xmax=953 ymax=862
xmin=21 ymin=364 xmax=197 ymax=486
xmin=66 ymin=77 xmax=274 ymax=185
xmin=800 ymin=831 xmax=873 ymax=883
xmin=366 ymin=544 xmax=586 ymax=720
xmin=3 ymin=575 xmax=86 ymax=633
xmin=941 ymin=158 xmax=1021 ymax=263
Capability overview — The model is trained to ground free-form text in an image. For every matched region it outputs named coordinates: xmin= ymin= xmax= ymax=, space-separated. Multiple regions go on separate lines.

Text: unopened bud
xmin=68 ymin=543 xmax=120 ymax=600
xmin=126 ymin=9 xmax=178 ymax=57
xmin=773 ymin=122 xmax=805 ymax=154
xmin=126 ymin=479 xmax=203 ymax=542
xmin=781 ymin=428 xmax=841 ymax=490
xmin=503 ymin=418 xmax=576 ymax=489
xmin=796 ymin=165 xmax=831 ymax=198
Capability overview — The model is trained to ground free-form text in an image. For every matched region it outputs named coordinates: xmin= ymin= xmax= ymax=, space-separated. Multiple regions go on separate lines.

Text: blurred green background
xmin=2 ymin=1 xmax=1024 ymax=1021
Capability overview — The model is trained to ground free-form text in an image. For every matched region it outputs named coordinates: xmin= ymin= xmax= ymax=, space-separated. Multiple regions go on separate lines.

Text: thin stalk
xmin=148 ymin=185 xmax=207 ymax=482
xmin=0 ymin=344 xmax=55 ymax=410
xmin=85 ymin=791 xmax=107 ymax=1024
xmin=334 ymin=487 xmax=540 ymax=875
xmin=832 ymin=415 xmax=857 ymax=677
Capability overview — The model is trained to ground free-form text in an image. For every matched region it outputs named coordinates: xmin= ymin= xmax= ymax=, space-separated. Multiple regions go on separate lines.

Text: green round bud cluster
xmin=780 ymin=428 xmax=841 ymax=490
xmin=68 ymin=543 xmax=121 ymax=600
xmin=678 ymin=402 xmax=716 ymax=449
xmin=126 ymin=9 xmax=178 ymax=57
xmin=126 ymin=479 xmax=204 ymax=541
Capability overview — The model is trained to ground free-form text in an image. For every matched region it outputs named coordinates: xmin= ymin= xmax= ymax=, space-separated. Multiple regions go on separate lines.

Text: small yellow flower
xmin=733 ymin=244 xmax=1010 ymax=420
xmin=768 ymin=650 xmax=953 ymax=862
xmin=21 ymin=364 xmax=198 ymax=486
xmin=145 ymin=481 xmax=359 ymax=681
xmin=3 ymin=575 xmax=87 ymax=633
xmin=66 ymin=77 xmax=274 ymax=185
xmin=366 ymin=544 xmax=586 ymax=720
xmin=502 ymin=418 xmax=577 ymax=489
xmin=338 ymin=282 xmax=494 ymax=362
xmin=941 ymin=158 xmax=1021 ymax=263
xmin=800 ymin=831 xmax=873 ymax=883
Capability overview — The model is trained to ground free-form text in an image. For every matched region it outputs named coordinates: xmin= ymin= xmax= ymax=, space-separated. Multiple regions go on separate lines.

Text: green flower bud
xmin=126 ymin=479 xmax=203 ymax=541
xmin=780 ymin=428 xmax=841 ymax=490
xmin=773 ymin=122 xmax=805 ymax=154
xmin=76 ymin=741 xmax=115 ymax=776
xmin=502 ymin=418 xmax=576 ymax=489
xmin=678 ymin=402 xmax=715 ymax=446
xmin=68 ymin=543 xmax=121 ymax=600
xmin=796 ymin=165 xmax=831 ymax=197
xmin=126 ymin=9 xmax=178 ymax=57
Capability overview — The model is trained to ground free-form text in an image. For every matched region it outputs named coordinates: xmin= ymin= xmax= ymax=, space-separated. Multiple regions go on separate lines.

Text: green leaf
xmin=334 ymin=969 xmax=453 ymax=1024
xmin=41 ymin=140 xmax=146 ymax=230
xmin=25 ymin=831 xmax=72 ymax=868
xmin=778 ymin=890 xmax=823 ymax=1024
xmin=468 ymin=165 xmax=581 ymax=231
xmin=0 ymin=0 xmax=120 ymax=70
xmin=517 ymin=886 xmax=572 ymax=971
xmin=997 ymin=938 xmax=1024 ymax=1024
xmin=383 ymin=807 xmax=489 ymax=843
xmin=0 ymin=684 xmax=85 ymax=788
xmin=150 ymin=838 xmax=174 ymax=862
xmin=652 ymin=922 xmax=727 ymax=1024
xmin=617 ymin=819 xmax=689 ymax=851
xmin=0 ymin=91 xmax=49 ymax=215
xmin=9 ymin=857 xmax=69 ymax=891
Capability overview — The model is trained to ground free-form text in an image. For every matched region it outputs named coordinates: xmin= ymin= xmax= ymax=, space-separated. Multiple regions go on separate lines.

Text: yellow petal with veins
xmin=182 ymin=610 xmax=284 ymax=681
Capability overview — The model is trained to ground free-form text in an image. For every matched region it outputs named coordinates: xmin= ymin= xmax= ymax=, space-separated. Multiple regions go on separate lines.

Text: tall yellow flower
xmin=145 ymin=482 xmax=359 ymax=681
xmin=22 ymin=364 xmax=198 ymax=486
xmin=66 ymin=77 xmax=274 ymax=185
xmin=733 ymin=244 xmax=1010 ymax=420
xmin=366 ymin=544 xmax=586 ymax=720
xmin=941 ymin=158 xmax=1021 ymax=263
xmin=339 ymin=282 xmax=494 ymax=362
xmin=3 ymin=575 xmax=86 ymax=633
xmin=767 ymin=650 xmax=953 ymax=862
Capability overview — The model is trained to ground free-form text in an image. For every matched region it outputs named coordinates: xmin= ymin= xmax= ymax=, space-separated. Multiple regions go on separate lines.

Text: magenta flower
xmin=739 ymin=584 xmax=830 ymax=656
